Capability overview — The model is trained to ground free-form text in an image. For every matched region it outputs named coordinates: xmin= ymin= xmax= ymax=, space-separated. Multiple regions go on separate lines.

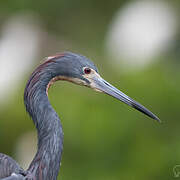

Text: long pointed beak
xmin=89 ymin=75 xmax=160 ymax=122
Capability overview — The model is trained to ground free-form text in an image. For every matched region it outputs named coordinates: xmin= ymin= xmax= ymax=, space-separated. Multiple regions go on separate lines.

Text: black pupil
xmin=84 ymin=68 xmax=91 ymax=74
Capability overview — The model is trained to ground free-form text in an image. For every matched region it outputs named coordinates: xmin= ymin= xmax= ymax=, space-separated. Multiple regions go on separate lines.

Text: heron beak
xmin=88 ymin=74 xmax=160 ymax=122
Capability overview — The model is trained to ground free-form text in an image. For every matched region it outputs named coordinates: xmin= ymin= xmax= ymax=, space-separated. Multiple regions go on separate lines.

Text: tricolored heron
xmin=0 ymin=52 xmax=159 ymax=180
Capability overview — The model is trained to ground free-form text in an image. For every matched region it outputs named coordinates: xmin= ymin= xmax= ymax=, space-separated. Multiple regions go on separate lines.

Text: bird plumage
xmin=0 ymin=52 xmax=159 ymax=180
xmin=0 ymin=153 xmax=24 ymax=179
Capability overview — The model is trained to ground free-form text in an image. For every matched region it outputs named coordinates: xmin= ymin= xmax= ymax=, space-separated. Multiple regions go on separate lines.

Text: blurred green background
xmin=0 ymin=0 xmax=180 ymax=179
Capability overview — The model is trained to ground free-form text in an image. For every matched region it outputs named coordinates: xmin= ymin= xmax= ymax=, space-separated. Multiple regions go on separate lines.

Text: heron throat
xmin=24 ymin=59 xmax=64 ymax=180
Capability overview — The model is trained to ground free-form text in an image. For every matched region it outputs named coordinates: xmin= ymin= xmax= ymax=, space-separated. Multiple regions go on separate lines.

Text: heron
xmin=0 ymin=52 xmax=159 ymax=180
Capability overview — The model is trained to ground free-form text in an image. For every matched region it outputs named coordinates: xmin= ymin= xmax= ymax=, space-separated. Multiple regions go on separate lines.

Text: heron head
xmin=48 ymin=52 xmax=160 ymax=122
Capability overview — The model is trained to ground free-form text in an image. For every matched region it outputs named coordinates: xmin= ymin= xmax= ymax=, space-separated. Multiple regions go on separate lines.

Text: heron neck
xmin=24 ymin=65 xmax=63 ymax=180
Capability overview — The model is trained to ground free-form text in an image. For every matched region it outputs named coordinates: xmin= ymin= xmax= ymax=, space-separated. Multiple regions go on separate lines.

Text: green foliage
xmin=0 ymin=0 xmax=179 ymax=179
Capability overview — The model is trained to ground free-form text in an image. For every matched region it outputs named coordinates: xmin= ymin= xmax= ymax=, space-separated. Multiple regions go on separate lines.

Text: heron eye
xmin=84 ymin=68 xmax=91 ymax=74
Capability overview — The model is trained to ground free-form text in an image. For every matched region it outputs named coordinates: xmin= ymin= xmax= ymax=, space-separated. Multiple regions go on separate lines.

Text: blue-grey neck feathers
xmin=24 ymin=52 xmax=97 ymax=180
